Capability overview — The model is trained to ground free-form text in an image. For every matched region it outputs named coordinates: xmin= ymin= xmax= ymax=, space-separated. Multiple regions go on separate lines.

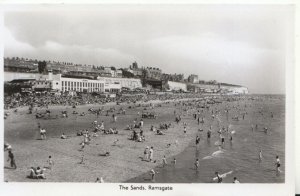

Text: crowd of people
xmin=4 ymin=91 xmax=247 ymax=110
xmin=4 ymin=92 xmax=283 ymax=183
xmin=142 ymin=95 xmax=283 ymax=183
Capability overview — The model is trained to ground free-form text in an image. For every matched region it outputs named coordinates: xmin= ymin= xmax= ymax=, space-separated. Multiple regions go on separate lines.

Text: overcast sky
xmin=3 ymin=5 xmax=293 ymax=94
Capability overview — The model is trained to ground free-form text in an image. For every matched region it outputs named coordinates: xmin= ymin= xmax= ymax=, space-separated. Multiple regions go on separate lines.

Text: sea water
xmin=127 ymin=96 xmax=285 ymax=183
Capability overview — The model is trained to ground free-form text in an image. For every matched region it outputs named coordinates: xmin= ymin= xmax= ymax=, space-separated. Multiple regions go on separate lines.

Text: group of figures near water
xmin=4 ymin=94 xmax=285 ymax=183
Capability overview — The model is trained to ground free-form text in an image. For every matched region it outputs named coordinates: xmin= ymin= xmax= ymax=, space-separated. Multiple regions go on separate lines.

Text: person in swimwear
xmin=233 ymin=177 xmax=240 ymax=183
xmin=196 ymin=135 xmax=200 ymax=145
xmin=214 ymin=172 xmax=222 ymax=183
xmin=275 ymin=155 xmax=282 ymax=173
xmin=195 ymin=159 xmax=199 ymax=170
xmin=259 ymin=150 xmax=263 ymax=162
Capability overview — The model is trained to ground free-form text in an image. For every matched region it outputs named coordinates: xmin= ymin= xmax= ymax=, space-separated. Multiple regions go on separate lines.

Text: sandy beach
xmin=4 ymin=97 xmax=207 ymax=182
xmin=4 ymin=95 xmax=285 ymax=183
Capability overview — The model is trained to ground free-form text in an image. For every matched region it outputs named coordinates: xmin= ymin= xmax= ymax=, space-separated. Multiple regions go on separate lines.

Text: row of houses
xmin=5 ymin=57 xmax=219 ymax=86
xmin=4 ymin=58 xmax=249 ymax=95
xmin=6 ymin=71 xmax=248 ymax=95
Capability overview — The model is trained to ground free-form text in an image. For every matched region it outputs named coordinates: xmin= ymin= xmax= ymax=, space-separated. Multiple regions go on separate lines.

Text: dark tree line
xmin=38 ymin=61 xmax=48 ymax=74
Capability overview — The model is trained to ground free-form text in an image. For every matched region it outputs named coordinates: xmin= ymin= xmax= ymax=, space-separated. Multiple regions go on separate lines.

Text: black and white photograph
xmin=0 ymin=2 xmax=297 ymax=196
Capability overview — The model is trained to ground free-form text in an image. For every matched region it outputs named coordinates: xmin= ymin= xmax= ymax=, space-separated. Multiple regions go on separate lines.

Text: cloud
xmin=3 ymin=5 xmax=291 ymax=94
xmin=4 ymin=26 xmax=34 ymax=56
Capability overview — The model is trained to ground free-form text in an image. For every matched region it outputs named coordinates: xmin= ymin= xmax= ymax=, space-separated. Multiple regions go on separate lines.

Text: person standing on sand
xmin=112 ymin=114 xmax=117 ymax=123
xmin=149 ymin=147 xmax=154 ymax=162
xmin=195 ymin=158 xmax=199 ymax=170
xmin=172 ymin=158 xmax=177 ymax=165
xmin=140 ymin=119 xmax=144 ymax=129
xmin=263 ymin=127 xmax=268 ymax=134
xmin=7 ymin=150 xmax=17 ymax=169
xmin=207 ymin=129 xmax=211 ymax=140
xmin=144 ymin=147 xmax=149 ymax=161
xmin=162 ymin=156 xmax=167 ymax=167
xmin=196 ymin=135 xmax=200 ymax=145
xmin=258 ymin=150 xmax=263 ymax=162
xmin=100 ymin=121 xmax=104 ymax=131
xmin=220 ymin=134 xmax=225 ymax=146
xmin=79 ymin=154 xmax=85 ymax=164
xmin=46 ymin=155 xmax=54 ymax=170
xmin=40 ymin=128 xmax=46 ymax=140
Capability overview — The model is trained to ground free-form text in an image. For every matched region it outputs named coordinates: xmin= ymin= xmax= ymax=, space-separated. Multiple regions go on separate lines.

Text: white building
xmin=50 ymin=73 xmax=105 ymax=93
xmin=98 ymin=76 xmax=142 ymax=90
xmin=167 ymin=81 xmax=187 ymax=92
xmin=53 ymin=76 xmax=105 ymax=93
xmin=47 ymin=72 xmax=142 ymax=93
xmin=104 ymin=83 xmax=122 ymax=93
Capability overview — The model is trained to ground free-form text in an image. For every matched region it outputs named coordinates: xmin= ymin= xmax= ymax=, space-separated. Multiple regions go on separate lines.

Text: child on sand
xmin=150 ymin=169 xmax=155 ymax=181
xmin=35 ymin=167 xmax=46 ymax=179
xmin=95 ymin=177 xmax=104 ymax=183
xmin=162 ymin=156 xmax=167 ymax=167
xmin=172 ymin=158 xmax=177 ymax=165
xmin=195 ymin=159 xmax=199 ymax=170
xmin=233 ymin=177 xmax=240 ymax=183
xmin=46 ymin=155 xmax=54 ymax=170
xmin=61 ymin=133 xmax=67 ymax=139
